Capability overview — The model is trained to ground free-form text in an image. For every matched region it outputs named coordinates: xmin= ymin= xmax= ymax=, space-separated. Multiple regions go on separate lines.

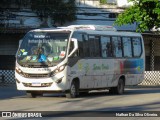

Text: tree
xmin=115 ymin=0 xmax=160 ymax=32
xmin=30 ymin=0 xmax=77 ymax=25
xmin=0 ymin=0 xmax=77 ymax=26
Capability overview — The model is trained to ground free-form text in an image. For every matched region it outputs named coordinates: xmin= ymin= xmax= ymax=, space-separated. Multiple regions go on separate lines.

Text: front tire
xmin=26 ymin=91 xmax=37 ymax=98
xmin=26 ymin=91 xmax=43 ymax=98
xmin=66 ymin=81 xmax=79 ymax=98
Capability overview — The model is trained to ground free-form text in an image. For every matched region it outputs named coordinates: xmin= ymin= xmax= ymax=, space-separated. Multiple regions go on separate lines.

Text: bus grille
xmin=22 ymin=82 xmax=52 ymax=87
xmin=23 ymin=73 xmax=50 ymax=78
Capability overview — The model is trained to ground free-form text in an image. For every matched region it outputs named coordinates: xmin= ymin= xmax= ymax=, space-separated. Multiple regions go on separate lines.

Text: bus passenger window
xmin=78 ymin=41 xmax=84 ymax=57
xmin=94 ymin=36 xmax=101 ymax=57
xmin=69 ymin=41 xmax=74 ymax=54
xmin=112 ymin=37 xmax=122 ymax=57
xmin=122 ymin=37 xmax=132 ymax=57
xmin=101 ymin=36 xmax=112 ymax=57
xmin=132 ymin=37 xmax=142 ymax=57
xmin=88 ymin=35 xmax=101 ymax=57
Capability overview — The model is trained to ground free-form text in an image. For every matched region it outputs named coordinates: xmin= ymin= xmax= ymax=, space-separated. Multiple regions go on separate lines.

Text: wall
xmin=107 ymin=0 xmax=116 ymax=4
xmin=76 ymin=0 xmax=100 ymax=7
xmin=0 ymin=33 xmax=24 ymax=70
xmin=116 ymin=0 xmax=133 ymax=8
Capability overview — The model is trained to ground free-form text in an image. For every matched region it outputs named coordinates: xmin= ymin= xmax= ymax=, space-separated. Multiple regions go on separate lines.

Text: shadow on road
xmin=9 ymin=101 xmax=160 ymax=118
xmin=0 ymin=85 xmax=160 ymax=100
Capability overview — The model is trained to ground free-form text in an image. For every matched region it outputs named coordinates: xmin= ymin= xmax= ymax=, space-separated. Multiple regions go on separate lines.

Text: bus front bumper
xmin=15 ymin=72 xmax=69 ymax=91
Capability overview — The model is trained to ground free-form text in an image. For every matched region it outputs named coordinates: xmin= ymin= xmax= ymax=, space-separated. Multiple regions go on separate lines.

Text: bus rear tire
xmin=66 ymin=81 xmax=79 ymax=98
xmin=109 ymin=78 xmax=125 ymax=95
xmin=116 ymin=78 xmax=125 ymax=94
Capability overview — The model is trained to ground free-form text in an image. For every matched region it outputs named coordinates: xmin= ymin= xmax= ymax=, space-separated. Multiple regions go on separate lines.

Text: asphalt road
xmin=0 ymin=84 xmax=160 ymax=119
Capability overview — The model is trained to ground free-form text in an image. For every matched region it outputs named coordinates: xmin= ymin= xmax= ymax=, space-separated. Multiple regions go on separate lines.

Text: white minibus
xmin=15 ymin=25 xmax=145 ymax=98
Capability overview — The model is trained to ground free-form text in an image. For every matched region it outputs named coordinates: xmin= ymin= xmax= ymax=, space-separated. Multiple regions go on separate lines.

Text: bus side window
xmin=132 ymin=37 xmax=142 ymax=57
xmin=88 ymin=35 xmax=101 ymax=57
xmin=101 ymin=36 xmax=112 ymax=57
xmin=94 ymin=36 xmax=101 ymax=57
xmin=70 ymin=32 xmax=84 ymax=57
xmin=122 ymin=37 xmax=132 ymax=57
xmin=69 ymin=40 xmax=74 ymax=54
xmin=77 ymin=34 xmax=88 ymax=57
xmin=83 ymin=34 xmax=90 ymax=57
xmin=112 ymin=37 xmax=122 ymax=57
xmin=78 ymin=41 xmax=84 ymax=57
xmin=69 ymin=40 xmax=78 ymax=57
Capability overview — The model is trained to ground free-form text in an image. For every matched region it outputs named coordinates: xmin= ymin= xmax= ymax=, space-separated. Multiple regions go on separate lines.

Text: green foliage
xmin=51 ymin=0 xmax=77 ymax=25
xmin=115 ymin=0 xmax=160 ymax=32
xmin=31 ymin=0 xmax=76 ymax=25
xmin=100 ymin=0 xmax=106 ymax=4
xmin=30 ymin=0 xmax=77 ymax=25
xmin=1 ymin=0 xmax=77 ymax=25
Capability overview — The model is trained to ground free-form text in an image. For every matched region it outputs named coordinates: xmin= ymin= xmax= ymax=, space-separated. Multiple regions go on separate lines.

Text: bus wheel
xmin=26 ymin=91 xmax=36 ymax=98
xmin=26 ymin=91 xmax=37 ymax=98
xmin=109 ymin=78 xmax=125 ymax=95
xmin=115 ymin=78 xmax=125 ymax=94
xmin=66 ymin=81 xmax=79 ymax=98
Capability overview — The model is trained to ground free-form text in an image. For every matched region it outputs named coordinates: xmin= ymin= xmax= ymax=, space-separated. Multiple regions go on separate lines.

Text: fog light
xmin=22 ymin=83 xmax=31 ymax=87
xmin=55 ymin=78 xmax=63 ymax=84
xmin=41 ymin=83 xmax=52 ymax=87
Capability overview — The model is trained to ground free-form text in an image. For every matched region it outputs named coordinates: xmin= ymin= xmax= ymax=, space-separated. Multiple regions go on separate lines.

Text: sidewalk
xmin=127 ymin=85 xmax=160 ymax=88
xmin=0 ymin=83 xmax=16 ymax=87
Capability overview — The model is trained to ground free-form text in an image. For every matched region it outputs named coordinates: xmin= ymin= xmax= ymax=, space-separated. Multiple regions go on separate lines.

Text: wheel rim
xmin=71 ymin=84 xmax=76 ymax=97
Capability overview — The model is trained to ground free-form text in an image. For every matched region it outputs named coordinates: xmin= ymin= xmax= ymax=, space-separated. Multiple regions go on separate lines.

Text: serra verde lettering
xmin=93 ymin=64 xmax=109 ymax=70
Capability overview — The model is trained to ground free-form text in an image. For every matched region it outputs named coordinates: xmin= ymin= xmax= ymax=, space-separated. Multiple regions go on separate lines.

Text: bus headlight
xmin=59 ymin=65 xmax=65 ymax=72
xmin=15 ymin=66 xmax=22 ymax=74
xmin=51 ymin=65 xmax=65 ymax=76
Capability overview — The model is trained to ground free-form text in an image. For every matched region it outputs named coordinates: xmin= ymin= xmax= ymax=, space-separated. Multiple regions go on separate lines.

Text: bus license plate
xmin=32 ymin=82 xmax=41 ymax=86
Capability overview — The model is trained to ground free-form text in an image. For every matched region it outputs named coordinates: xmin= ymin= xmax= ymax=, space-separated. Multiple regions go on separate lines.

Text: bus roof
xmin=30 ymin=28 xmax=73 ymax=32
xmin=58 ymin=25 xmax=117 ymax=31
xmin=30 ymin=25 xmax=141 ymax=37
xmin=75 ymin=30 xmax=142 ymax=37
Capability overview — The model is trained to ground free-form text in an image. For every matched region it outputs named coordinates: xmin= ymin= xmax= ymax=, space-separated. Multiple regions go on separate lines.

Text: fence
xmin=0 ymin=70 xmax=160 ymax=85
xmin=0 ymin=70 xmax=15 ymax=84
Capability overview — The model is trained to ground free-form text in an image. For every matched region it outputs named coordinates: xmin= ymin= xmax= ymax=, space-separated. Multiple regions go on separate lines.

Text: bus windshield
xmin=17 ymin=31 xmax=70 ymax=67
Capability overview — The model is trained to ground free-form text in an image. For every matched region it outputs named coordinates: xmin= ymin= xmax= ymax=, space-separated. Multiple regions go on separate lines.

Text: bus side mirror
xmin=68 ymin=38 xmax=78 ymax=57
